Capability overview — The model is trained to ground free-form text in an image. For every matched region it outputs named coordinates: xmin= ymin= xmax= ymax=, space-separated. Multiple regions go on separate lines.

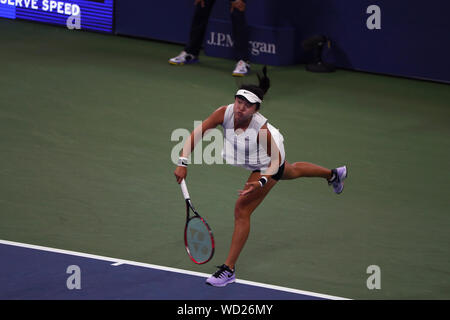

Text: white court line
xmin=0 ymin=239 xmax=350 ymax=300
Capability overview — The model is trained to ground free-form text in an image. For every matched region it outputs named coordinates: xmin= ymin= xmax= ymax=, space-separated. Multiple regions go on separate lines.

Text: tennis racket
xmin=180 ymin=179 xmax=215 ymax=264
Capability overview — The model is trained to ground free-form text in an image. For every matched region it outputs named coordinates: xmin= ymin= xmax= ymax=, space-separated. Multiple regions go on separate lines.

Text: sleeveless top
xmin=220 ymin=104 xmax=285 ymax=171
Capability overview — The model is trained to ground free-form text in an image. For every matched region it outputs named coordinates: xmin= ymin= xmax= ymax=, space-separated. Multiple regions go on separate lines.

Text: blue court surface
xmin=0 ymin=240 xmax=347 ymax=300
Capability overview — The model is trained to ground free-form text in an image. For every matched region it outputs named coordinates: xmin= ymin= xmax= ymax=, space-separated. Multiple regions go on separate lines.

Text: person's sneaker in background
xmin=169 ymin=51 xmax=199 ymax=65
xmin=232 ymin=60 xmax=250 ymax=76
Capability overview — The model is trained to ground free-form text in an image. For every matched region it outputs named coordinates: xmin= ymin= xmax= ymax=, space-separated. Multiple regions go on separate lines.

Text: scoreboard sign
xmin=0 ymin=0 xmax=114 ymax=33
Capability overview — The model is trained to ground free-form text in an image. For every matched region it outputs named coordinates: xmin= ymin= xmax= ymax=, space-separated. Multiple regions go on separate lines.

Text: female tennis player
xmin=174 ymin=67 xmax=347 ymax=287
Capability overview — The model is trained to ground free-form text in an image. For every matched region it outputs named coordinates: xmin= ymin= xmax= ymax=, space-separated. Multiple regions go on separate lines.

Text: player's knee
xmin=234 ymin=205 xmax=251 ymax=221
xmin=283 ymin=162 xmax=302 ymax=180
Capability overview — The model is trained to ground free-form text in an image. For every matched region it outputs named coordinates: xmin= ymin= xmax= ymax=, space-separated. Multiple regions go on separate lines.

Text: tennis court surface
xmin=0 ymin=240 xmax=345 ymax=300
xmin=1 ymin=19 xmax=449 ymax=300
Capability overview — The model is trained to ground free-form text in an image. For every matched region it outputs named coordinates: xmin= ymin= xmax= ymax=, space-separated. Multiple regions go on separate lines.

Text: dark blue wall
xmin=115 ymin=0 xmax=450 ymax=83
xmin=287 ymin=0 xmax=450 ymax=83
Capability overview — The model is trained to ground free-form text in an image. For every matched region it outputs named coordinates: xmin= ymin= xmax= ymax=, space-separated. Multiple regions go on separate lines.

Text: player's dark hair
xmin=239 ymin=66 xmax=270 ymax=109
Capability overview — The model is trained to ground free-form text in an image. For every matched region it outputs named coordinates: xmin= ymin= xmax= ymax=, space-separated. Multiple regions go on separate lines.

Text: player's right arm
xmin=174 ymin=106 xmax=227 ymax=183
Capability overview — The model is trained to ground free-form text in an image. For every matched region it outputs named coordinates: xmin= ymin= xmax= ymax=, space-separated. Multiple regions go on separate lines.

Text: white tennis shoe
xmin=169 ymin=51 xmax=198 ymax=65
xmin=232 ymin=60 xmax=250 ymax=77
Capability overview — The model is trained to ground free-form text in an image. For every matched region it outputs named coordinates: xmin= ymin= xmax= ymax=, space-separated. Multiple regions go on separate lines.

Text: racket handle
xmin=180 ymin=179 xmax=190 ymax=200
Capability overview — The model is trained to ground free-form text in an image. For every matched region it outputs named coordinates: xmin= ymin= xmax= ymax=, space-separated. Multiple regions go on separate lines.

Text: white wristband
xmin=258 ymin=176 xmax=268 ymax=187
xmin=178 ymin=157 xmax=189 ymax=167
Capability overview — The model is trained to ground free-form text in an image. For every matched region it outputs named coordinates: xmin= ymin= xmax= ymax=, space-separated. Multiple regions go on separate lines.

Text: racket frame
xmin=181 ymin=180 xmax=215 ymax=264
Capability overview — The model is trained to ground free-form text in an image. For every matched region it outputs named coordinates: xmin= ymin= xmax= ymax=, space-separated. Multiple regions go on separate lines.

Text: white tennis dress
xmin=221 ymin=104 xmax=286 ymax=172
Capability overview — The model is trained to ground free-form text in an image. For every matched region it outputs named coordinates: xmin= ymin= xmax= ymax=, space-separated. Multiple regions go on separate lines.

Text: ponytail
xmin=238 ymin=66 xmax=270 ymax=108
xmin=257 ymin=65 xmax=270 ymax=95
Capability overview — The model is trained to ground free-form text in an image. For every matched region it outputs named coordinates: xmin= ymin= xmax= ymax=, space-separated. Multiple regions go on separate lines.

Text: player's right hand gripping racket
xmin=180 ymin=179 xmax=215 ymax=264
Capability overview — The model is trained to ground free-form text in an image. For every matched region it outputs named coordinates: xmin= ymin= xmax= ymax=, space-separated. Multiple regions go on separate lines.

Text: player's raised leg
xmin=281 ymin=162 xmax=347 ymax=194
xmin=281 ymin=161 xmax=332 ymax=180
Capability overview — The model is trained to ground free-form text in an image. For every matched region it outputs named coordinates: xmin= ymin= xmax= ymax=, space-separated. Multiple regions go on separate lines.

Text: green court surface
xmin=1 ymin=19 xmax=449 ymax=299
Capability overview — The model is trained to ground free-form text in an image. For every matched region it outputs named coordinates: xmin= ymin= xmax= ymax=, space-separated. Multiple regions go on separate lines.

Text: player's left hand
xmin=238 ymin=181 xmax=260 ymax=196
